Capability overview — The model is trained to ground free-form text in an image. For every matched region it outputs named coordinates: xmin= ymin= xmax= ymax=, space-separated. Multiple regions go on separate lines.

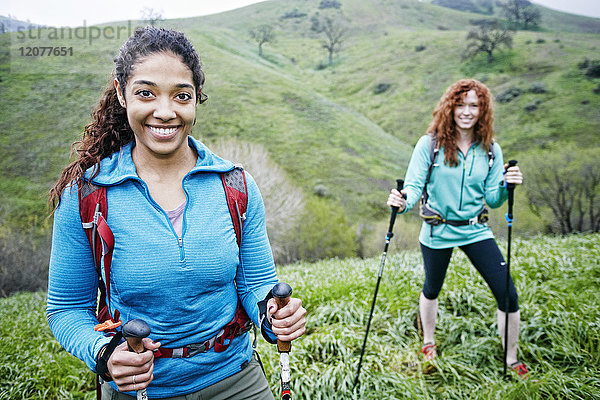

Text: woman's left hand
xmin=504 ymin=164 xmax=523 ymax=185
xmin=267 ymin=297 xmax=306 ymax=342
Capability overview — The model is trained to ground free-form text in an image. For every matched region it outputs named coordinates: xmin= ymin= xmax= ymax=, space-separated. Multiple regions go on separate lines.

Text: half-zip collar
xmin=83 ymin=136 xmax=236 ymax=264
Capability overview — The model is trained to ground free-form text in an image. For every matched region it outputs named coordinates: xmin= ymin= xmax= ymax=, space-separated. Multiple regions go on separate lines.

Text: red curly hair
xmin=426 ymin=79 xmax=494 ymax=167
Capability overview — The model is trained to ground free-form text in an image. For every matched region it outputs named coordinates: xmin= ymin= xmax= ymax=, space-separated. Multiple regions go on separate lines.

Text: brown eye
xmin=176 ymin=93 xmax=192 ymax=101
xmin=136 ymin=90 xmax=153 ymax=98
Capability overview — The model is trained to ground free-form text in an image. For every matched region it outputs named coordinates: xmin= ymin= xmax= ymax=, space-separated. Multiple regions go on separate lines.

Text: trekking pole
xmin=122 ymin=319 xmax=151 ymax=400
xmin=503 ymin=160 xmax=517 ymax=377
xmin=273 ymin=282 xmax=293 ymax=400
xmin=354 ymin=179 xmax=405 ymax=389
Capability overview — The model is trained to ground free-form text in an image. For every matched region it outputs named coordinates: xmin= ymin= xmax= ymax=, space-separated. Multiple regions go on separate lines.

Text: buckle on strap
xmin=468 ymin=216 xmax=478 ymax=225
xmin=186 ymin=339 xmax=213 ymax=357
xmin=155 ymin=338 xmax=214 ymax=358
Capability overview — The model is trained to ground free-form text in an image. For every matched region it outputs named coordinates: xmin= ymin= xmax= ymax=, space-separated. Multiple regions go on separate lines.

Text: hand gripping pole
xmin=122 ymin=319 xmax=151 ymax=400
xmin=273 ymin=282 xmax=293 ymax=400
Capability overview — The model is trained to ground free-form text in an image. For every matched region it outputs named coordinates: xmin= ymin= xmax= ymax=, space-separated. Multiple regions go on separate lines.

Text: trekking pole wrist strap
xmin=95 ymin=331 xmax=123 ymax=382
xmin=257 ymin=290 xmax=278 ymax=344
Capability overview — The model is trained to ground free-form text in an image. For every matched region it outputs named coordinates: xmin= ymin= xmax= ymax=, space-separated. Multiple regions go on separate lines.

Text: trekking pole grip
xmin=122 ymin=319 xmax=151 ymax=354
xmin=122 ymin=319 xmax=151 ymax=400
xmin=506 ymin=160 xmax=518 ymax=190
xmin=273 ymin=282 xmax=293 ymax=352
xmin=387 ymin=179 xmax=405 ymax=236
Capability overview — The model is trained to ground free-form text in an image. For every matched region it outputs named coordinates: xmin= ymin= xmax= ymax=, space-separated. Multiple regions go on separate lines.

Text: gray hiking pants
xmin=101 ymin=352 xmax=274 ymax=400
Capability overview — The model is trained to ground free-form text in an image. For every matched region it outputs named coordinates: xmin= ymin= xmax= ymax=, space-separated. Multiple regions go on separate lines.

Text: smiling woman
xmin=386 ymin=78 xmax=527 ymax=377
xmin=46 ymin=26 xmax=306 ymax=399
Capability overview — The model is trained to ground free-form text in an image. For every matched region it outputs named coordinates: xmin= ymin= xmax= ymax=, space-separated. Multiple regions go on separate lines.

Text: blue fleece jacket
xmin=47 ymin=136 xmax=278 ymax=398
xmin=402 ymin=135 xmax=509 ymax=249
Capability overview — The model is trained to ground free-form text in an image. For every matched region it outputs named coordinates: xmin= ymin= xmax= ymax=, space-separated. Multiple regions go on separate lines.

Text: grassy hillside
xmin=1 ymin=234 xmax=599 ymax=399
xmin=1 ymin=0 xmax=599 ymax=229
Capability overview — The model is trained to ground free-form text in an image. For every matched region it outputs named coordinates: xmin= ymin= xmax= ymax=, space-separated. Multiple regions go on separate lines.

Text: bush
xmin=319 ymin=0 xmax=342 ymax=9
xmin=434 ymin=0 xmax=481 ymax=14
xmin=524 ymin=102 xmax=538 ymax=112
xmin=415 ymin=44 xmax=426 ymax=52
xmin=0 ymin=226 xmax=51 ymax=296
xmin=578 ymin=58 xmax=591 ymax=69
xmin=578 ymin=59 xmax=600 ymax=78
xmin=496 ymin=86 xmax=522 ymax=103
xmin=585 ymin=63 xmax=600 ymax=78
xmin=594 ymin=84 xmax=600 ymax=94
xmin=316 ymin=62 xmax=328 ymax=70
xmin=529 ymin=81 xmax=547 ymax=93
xmin=373 ymin=82 xmax=391 ymax=94
xmin=209 ymin=139 xmax=305 ymax=264
xmin=313 ymin=184 xmax=330 ymax=198
xmin=287 ymin=197 xmax=357 ymax=262
xmin=281 ymin=8 xmax=307 ymax=19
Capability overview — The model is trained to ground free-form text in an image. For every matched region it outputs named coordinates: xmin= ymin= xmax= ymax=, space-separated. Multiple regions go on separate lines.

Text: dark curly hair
xmin=49 ymin=27 xmax=206 ymax=209
xmin=426 ymin=79 xmax=494 ymax=167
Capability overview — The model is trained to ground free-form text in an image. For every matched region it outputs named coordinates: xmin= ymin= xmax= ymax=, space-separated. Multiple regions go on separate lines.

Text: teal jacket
xmin=402 ymin=135 xmax=508 ymax=249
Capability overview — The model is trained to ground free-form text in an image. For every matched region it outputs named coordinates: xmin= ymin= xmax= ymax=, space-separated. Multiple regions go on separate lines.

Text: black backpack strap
xmin=422 ymin=133 xmax=439 ymax=205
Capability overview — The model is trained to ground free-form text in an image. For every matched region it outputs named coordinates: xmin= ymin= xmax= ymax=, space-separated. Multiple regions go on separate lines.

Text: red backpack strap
xmin=218 ymin=166 xmax=254 ymax=351
xmin=220 ymin=166 xmax=248 ymax=246
xmin=78 ymin=180 xmax=121 ymax=330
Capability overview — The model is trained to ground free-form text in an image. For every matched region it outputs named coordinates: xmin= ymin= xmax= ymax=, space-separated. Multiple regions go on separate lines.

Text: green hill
xmin=1 ymin=0 xmax=599 ymax=229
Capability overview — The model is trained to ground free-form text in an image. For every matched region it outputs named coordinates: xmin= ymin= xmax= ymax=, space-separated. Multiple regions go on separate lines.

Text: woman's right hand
xmin=387 ymin=189 xmax=407 ymax=212
xmin=107 ymin=338 xmax=160 ymax=392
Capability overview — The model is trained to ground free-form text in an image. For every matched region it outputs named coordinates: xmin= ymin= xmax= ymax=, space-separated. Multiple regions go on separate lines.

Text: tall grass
xmin=1 ymin=234 xmax=598 ymax=399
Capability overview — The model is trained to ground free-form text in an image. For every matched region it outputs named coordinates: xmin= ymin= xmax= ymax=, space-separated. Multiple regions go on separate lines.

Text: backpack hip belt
xmin=420 ymin=202 xmax=489 ymax=226
xmin=419 ymin=133 xmax=494 ymax=227
xmin=154 ymin=314 xmax=253 ymax=358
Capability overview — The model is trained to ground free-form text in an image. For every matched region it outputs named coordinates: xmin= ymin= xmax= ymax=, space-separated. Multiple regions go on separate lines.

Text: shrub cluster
xmin=281 ymin=8 xmax=307 ymax=19
xmin=210 ymin=139 xmax=356 ymax=265
xmin=0 ymin=227 xmax=50 ymax=296
xmin=578 ymin=58 xmax=600 ymax=78
xmin=524 ymin=99 xmax=541 ymax=112
xmin=496 ymin=86 xmax=522 ymax=103
xmin=434 ymin=0 xmax=482 ymax=14
xmin=319 ymin=0 xmax=342 ymax=10
xmin=529 ymin=81 xmax=547 ymax=93
xmin=285 ymin=197 xmax=357 ymax=263
xmin=373 ymin=82 xmax=391 ymax=94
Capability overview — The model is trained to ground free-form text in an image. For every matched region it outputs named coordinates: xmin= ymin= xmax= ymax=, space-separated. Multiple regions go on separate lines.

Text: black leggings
xmin=420 ymin=238 xmax=519 ymax=312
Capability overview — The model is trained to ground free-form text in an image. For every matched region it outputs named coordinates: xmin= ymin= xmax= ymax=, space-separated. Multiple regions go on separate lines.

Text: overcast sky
xmin=2 ymin=0 xmax=599 ymax=27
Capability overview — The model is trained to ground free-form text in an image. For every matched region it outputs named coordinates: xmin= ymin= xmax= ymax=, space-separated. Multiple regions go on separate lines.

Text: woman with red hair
xmin=387 ymin=79 xmax=527 ymax=376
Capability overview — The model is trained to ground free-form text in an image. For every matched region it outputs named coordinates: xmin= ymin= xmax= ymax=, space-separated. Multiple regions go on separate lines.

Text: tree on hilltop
xmin=249 ymin=24 xmax=276 ymax=57
xmin=463 ymin=19 xmax=513 ymax=63
xmin=141 ymin=7 xmax=164 ymax=26
xmin=500 ymin=0 xmax=541 ymax=30
xmin=312 ymin=13 xmax=348 ymax=66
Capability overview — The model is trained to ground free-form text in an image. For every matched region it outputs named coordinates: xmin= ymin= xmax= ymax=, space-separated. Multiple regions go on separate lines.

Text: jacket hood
xmin=85 ymin=136 xmax=235 ymax=185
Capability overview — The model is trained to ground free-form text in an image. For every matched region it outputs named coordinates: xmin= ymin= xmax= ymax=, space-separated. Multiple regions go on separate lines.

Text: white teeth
xmin=149 ymin=126 xmax=177 ymax=135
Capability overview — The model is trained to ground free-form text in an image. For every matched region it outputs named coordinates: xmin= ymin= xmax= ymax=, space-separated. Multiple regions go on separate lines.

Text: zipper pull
xmin=178 ymin=237 xmax=183 ymax=247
